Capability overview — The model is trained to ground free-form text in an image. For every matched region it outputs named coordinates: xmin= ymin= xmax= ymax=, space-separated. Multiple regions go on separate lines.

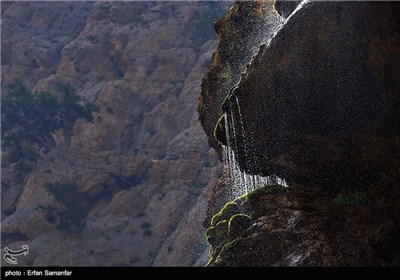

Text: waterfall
xmin=222 ymin=98 xmax=288 ymax=199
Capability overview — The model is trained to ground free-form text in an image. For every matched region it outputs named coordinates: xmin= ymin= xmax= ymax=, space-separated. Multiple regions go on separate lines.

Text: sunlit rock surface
xmin=1 ymin=1 xmax=230 ymax=266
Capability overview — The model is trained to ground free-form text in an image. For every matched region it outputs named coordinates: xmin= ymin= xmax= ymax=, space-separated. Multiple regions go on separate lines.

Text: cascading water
xmin=217 ymin=1 xmax=314 ymax=201
xmin=222 ymin=97 xmax=288 ymax=200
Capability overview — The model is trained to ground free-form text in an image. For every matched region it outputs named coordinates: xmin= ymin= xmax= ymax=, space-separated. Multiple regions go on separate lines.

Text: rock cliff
xmin=199 ymin=0 xmax=282 ymax=153
xmin=201 ymin=1 xmax=400 ymax=266
xmin=1 ymin=1 xmax=231 ymax=266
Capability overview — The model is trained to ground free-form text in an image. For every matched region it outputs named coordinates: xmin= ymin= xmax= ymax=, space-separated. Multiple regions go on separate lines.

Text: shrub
xmin=140 ymin=222 xmax=151 ymax=229
xmin=333 ymin=189 xmax=368 ymax=206
xmin=147 ymin=124 xmax=157 ymax=136
xmin=41 ymin=181 xmax=88 ymax=231
xmin=1 ymin=79 xmax=98 ymax=160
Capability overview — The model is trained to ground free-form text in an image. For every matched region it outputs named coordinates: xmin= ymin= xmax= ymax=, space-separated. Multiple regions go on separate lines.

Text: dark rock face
xmin=199 ymin=0 xmax=282 ymax=153
xmin=222 ymin=1 xmax=400 ymax=194
xmin=201 ymin=1 xmax=400 ymax=267
xmin=274 ymin=0 xmax=299 ymax=18
xmin=207 ymin=185 xmax=400 ymax=266
xmin=199 ymin=0 xmax=283 ymax=228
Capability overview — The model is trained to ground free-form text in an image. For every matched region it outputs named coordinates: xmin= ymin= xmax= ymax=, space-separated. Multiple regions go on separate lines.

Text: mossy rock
xmin=206 ymin=185 xmax=289 ymax=266
xmin=210 ymin=201 xmax=241 ymax=227
xmin=332 ymin=189 xmax=368 ymax=206
xmin=207 ymin=235 xmax=241 ymax=267
xmin=205 ymin=226 xmax=215 ymax=243
xmin=206 ymin=242 xmax=226 ymax=267
xmin=213 ymin=114 xmax=227 ymax=146
xmin=214 ymin=238 xmax=241 ymax=266
xmin=228 ymin=214 xmax=252 ymax=238
xmin=242 ymin=184 xmax=288 ymax=202
xmin=206 ymin=220 xmax=229 ymax=247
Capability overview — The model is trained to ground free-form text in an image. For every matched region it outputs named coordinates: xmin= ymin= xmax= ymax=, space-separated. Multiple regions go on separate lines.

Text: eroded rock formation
xmin=201 ymin=1 xmax=400 ymax=266
xmin=206 ymin=185 xmax=400 ymax=266
xmin=1 ymin=1 xmax=229 ymax=266
xmin=199 ymin=0 xmax=282 ymax=153
xmin=220 ymin=1 xmax=400 ymax=194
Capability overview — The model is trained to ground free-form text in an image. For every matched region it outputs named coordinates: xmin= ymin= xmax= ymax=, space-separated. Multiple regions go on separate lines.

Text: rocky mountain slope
xmin=1 ymin=1 xmax=231 ymax=266
xmin=200 ymin=1 xmax=400 ymax=266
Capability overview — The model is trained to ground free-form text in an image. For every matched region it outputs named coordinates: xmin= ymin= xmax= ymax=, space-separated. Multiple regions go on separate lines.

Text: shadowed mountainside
xmin=1 ymin=1 xmax=231 ymax=266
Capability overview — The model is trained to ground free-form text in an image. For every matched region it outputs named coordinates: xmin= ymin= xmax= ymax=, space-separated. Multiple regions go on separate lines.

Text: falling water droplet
xmin=222 ymin=99 xmax=288 ymax=200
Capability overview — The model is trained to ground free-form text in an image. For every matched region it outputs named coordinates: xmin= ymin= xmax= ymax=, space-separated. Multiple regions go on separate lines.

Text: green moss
xmin=205 ymin=184 xmax=292 ymax=266
xmin=221 ymin=65 xmax=233 ymax=83
xmin=207 ymin=234 xmax=244 ymax=266
xmin=205 ymin=220 xmax=229 ymax=246
xmin=205 ymin=220 xmax=230 ymax=267
xmin=210 ymin=201 xmax=240 ymax=227
xmin=333 ymin=189 xmax=368 ymax=206
xmin=228 ymin=214 xmax=252 ymax=238
xmin=241 ymin=184 xmax=287 ymax=201
xmin=207 ymin=236 xmax=240 ymax=267
xmin=215 ymin=238 xmax=241 ymax=265
xmin=213 ymin=114 xmax=227 ymax=146
xmin=214 ymin=220 xmax=229 ymax=245
xmin=206 ymin=242 xmax=226 ymax=267
xmin=221 ymin=82 xmax=239 ymax=111
xmin=205 ymin=226 xmax=215 ymax=243
xmin=209 ymin=185 xmax=285 ymax=232
xmin=206 ymin=198 xmax=255 ymax=266
xmin=205 ymin=255 xmax=214 ymax=267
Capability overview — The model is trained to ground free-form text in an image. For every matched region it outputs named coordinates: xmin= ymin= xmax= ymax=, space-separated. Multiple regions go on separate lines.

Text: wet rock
xmin=201 ymin=1 xmax=400 ymax=267
xmin=199 ymin=0 xmax=282 ymax=153
xmin=207 ymin=185 xmax=400 ymax=266
xmin=224 ymin=1 xmax=400 ymax=195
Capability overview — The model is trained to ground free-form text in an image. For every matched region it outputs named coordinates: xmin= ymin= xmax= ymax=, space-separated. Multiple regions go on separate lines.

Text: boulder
xmin=221 ymin=1 xmax=400 ymax=194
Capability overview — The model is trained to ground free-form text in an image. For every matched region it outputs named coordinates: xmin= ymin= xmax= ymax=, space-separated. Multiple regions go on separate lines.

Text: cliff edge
xmin=200 ymin=1 xmax=400 ymax=266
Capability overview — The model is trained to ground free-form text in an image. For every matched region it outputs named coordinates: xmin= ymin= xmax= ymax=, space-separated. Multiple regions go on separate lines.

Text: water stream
xmin=217 ymin=0 xmax=308 ymax=200
xmin=223 ymin=98 xmax=288 ymax=199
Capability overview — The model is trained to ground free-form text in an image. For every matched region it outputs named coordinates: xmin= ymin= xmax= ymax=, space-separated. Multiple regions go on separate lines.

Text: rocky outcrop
xmin=217 ymin=1 xmax=400 ymax=195
xmin=199 ymin=0 xmax=282 ymax=153
xmin=206 ymin=185 xmax=400 ymax=266
xmin=1 ymin=1 xmax=230 ymax=266
xmin=1 ymin=1 xmax=94 ymax=88
xmin=201 ymin=1 xmax=400 ymax=266
xmin=199 ymin=0 xmax=284 ymax=228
